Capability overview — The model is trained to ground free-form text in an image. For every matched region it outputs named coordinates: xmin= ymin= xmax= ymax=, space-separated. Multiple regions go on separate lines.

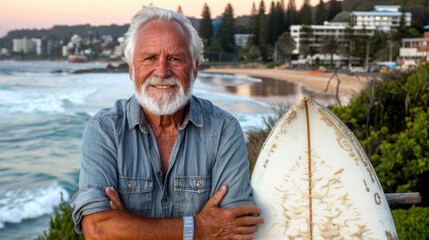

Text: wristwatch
xmin=183 ymin=216 xmax=194 ymax=240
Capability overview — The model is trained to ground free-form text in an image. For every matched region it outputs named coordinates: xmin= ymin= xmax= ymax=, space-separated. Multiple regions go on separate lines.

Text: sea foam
xmin=0 ymin=184 xmax=69 ymax=229
xmin=0 ymin=88 xmax=97 ymax=114
xmin=198 ymin=73 xmax=262 ymax=85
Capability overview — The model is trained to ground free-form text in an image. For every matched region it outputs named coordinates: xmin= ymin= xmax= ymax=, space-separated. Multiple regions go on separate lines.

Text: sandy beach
xmin=202 ymin=68 xmax=376 ymax=105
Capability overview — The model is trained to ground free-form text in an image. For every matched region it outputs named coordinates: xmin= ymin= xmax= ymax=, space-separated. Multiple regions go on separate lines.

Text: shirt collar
xmin=126 ymin=95 xmax=203 ymax=133
xmin=180 ymin=95 xmax=203 ymax=130
xmin=126 ymin=96 xmax=149 ymax=133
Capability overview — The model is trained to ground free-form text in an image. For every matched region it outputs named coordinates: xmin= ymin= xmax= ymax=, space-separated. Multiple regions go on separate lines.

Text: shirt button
xmin=157 ymin=171 xmax=162 ymax=176
xmin=196 ymin=180 xmax=202 ymax=189
xmin=127 ymin=182 xmax=132 ymax=189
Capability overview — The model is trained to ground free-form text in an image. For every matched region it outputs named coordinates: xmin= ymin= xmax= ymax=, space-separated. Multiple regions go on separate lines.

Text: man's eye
xmin=145 ymin=56 xmax=156 ymax=61
xmin=169 ymin=57 xmax=181 ymax=62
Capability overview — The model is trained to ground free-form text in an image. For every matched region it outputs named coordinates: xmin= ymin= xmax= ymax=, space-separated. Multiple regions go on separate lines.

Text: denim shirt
xmin=69 ymin=95 xmax=254 ymax=233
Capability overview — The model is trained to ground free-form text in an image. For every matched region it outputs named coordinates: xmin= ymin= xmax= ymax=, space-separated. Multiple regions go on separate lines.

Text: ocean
xmin=0 ymin=60 xmax=275 ymax=239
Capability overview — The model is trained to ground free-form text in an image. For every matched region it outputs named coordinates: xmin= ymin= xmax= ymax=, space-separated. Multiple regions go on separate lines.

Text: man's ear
xmin=128 ymin=65 xmax=133 ymax=81
xmin=193 ymin=60 xmax=199 ymax=79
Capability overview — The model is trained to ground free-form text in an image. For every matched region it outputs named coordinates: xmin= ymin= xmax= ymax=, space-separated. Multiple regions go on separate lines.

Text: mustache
xmin=143 ymin=76 xmax=182 ymax=87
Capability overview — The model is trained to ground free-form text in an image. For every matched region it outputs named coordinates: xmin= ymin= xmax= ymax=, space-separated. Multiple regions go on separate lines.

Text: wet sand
xmin=202 ymin=68 xmax=375 ymax=106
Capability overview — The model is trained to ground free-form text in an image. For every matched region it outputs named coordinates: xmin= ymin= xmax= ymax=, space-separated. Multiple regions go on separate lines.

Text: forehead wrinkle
xmin=135 ymin=19 xmax=191 ymax=55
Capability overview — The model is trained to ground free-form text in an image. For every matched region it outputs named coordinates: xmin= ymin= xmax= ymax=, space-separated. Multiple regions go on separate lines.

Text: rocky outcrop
xmin=73 ymin=63 xmax=128 ymax=74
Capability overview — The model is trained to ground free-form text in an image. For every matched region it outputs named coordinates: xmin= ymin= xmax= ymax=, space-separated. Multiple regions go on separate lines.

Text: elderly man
xmin=70 ymin=7 xmax=263 ymax=240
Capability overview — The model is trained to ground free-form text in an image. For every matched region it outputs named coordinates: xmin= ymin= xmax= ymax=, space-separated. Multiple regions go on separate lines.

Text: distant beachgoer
xmin=70 ymin=6 xmax=263 ymax=239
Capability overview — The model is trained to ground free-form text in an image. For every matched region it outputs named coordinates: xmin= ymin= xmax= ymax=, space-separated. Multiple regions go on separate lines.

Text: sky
xmin=0 ymin=0 xmax=315 ymax=38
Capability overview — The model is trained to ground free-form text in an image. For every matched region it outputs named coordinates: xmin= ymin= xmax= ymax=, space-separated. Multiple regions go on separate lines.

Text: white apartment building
xmin=234 ymin=34 xmax=255 ymax=48
xmin=351 ymin=5 xmax=411 ymax=32
xmin=290 ymin=22 xmax=376 ymax=66
xmin=13 ymin=37 xmax=42 ymax=55
xmin=399 ymin=26 xmax=429 ymax=69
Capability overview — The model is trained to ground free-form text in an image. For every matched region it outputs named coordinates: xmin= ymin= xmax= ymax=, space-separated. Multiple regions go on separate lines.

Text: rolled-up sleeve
xmin=212 ymin=118 xmax=255 ymax=208
xmin=69 ymin=117 xmax=118 ymax=233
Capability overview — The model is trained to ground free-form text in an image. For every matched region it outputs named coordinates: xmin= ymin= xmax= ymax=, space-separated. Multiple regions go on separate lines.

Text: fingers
xmin=233 ymin=225 xmax=258 ymax=235
xmin=230 ymin=205 xmax=261 ymax=217
xmin=105 ymin=187 xmax=125 ymax=210
xmin=231 ymin=234 xmax=255 ymax=240
xmin=204 ymin=185 xmax=228 ymax=208
xmin=194 ymin=186 xmax=265 ymax=239
xmin=228 ymin=219 xmax=261 ymax=240
xmin=235 ymin=215 xmax=264 ymax=226
xmin=109 ymin=200 xmax=118 ymax=210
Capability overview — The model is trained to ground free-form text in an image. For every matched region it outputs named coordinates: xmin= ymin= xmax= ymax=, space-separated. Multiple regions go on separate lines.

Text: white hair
xmin=123 ymin=7 xmax=204 ymax=66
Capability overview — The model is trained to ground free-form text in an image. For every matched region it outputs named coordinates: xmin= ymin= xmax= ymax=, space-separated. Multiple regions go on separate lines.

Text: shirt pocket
xmin=118 ymin=175 xmax=153 ymax=216
xmin=173 ymin=176 xmax=211 ymax=217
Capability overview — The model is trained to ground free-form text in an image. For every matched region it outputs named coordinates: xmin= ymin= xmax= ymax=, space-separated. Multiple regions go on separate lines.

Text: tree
xmin=268 ymin=1 xmax=276 ymax=45
xmin=299 ymin=25 xmax=314 ymax=59
xmin=275 ymin=2 xmax=285 ymax=35
xmin=218 ymin=3 xmax=236 ymax=53
xmin=394 ymin=13 xmax=408 ymax=43
xmin=353 ymin=26 xmax=371 ymax=64
xmin=199 ymin=3 xmax=213 ymax=47
xmin=257 ymin=0 xmax=269 ymax=61
xmin=250 ymin=2 xmax=258 ymax=44
xmin=370 ymin=31 xmax=391 ymax=62
xmin=268 ymin=1 xmax=285 ymax=46
xmin=315 ymin=0 xmax=327 ymax=25
xmin=321 ymin=36 xmax=338 ymax=68
xmin=204 ymin=37 xmax=223 ymax=54
xmin=286 ymin=0 xmax=299 ymax=31
xmin=342 ymin=24 xmax=355 ymax=66
xmin=277 ymin=32 xmax=296 ymax=63
xmin=239 ymin=43 xmax=261 ymax=61
xmin=409 ymin=4 xmax=428 ymax=31
xmin=327 ymin=0 xmax=342 ymax=21
xmin=300 ymin=0 xmax=313 ymax=25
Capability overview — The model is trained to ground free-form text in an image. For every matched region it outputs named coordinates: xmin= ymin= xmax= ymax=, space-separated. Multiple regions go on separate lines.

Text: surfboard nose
xmin=251 ymin=97 xmax=397 ymax=239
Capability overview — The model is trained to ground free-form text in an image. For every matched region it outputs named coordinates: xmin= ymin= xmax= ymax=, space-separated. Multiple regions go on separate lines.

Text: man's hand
xmin=194 ymin=185 xmax=264 ymax=240
xmin=105 ymin=187 xmax=125 ymax=210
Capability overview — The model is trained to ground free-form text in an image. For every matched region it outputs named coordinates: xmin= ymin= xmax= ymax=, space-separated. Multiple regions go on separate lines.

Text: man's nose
xmin=153 ymin=58 xmax=172 ymax=79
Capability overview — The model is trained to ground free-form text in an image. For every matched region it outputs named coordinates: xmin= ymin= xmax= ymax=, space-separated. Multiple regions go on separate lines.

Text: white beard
xmin=134 ymin=75 xmax=193 ymax=116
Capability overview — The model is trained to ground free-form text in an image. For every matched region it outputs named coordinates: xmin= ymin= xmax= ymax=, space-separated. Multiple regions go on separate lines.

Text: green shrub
xmin=37 ymin=197 xmax=84 ymax=240
xmin=332 ymin=63 xmax=429 ymax=197
xmin=373 ymin=107 xmax=429 ymax=193
xmin=392 ymin=206 xmax=429 ymax=239
xmin=246 ymin=105 xmax=288 ymax=174
xmin=265 ymin=61 xmax=282 ymax=69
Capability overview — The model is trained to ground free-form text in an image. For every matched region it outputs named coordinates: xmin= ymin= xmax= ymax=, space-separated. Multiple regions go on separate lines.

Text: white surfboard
xmin=251 ymin=98 xmax=398 ymax=239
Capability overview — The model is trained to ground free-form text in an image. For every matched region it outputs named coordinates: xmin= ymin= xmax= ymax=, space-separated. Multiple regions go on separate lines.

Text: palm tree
xmin=321 ymin=36 xmax=338 ymax=68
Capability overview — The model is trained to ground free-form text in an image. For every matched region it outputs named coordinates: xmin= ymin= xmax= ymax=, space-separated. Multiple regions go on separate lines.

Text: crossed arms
xmin=82 ymin=186 xmax=263 ymax=240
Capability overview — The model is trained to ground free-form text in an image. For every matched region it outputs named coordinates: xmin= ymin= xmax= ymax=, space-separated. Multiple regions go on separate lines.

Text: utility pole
xmin=274 ymin=41 xmax=278 ymax=63
xmin=365 ymin=40 xmax=370 ymax=72
xmin=389 ymin=40 xmax=393 ymax=62
xmin=425 ymin=41 xmax=429 ymax=62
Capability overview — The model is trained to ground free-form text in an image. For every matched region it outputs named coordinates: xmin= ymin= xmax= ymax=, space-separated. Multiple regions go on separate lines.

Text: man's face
xmin=131 ymin=19 xmax=197 ymax=116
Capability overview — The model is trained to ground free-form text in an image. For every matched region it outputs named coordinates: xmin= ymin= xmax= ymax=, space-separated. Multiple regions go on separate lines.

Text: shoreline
xmin=65 ymin=62 xmax=376 ymax=106
xmin=201 ymin=68 xmax=376 ymax=102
